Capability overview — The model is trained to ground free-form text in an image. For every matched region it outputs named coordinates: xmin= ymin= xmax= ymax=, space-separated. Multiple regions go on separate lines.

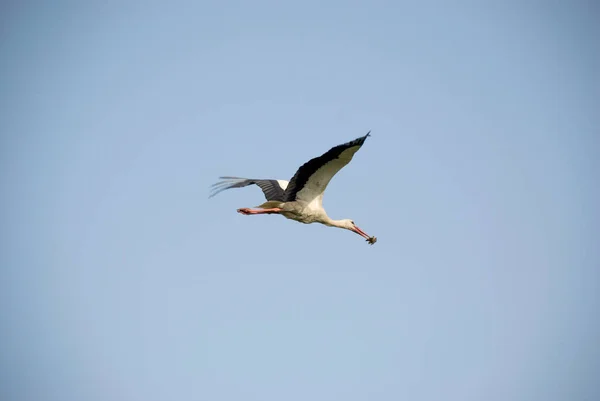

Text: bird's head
xmin=340 ymin=219 xmax=377 ymax=245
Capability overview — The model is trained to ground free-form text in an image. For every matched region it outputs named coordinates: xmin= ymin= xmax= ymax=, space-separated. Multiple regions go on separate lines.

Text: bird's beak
xmin=352 ymin=226 xmax=377 ymax=245
xmin=352 ymin=225 xmax=370 ymax=240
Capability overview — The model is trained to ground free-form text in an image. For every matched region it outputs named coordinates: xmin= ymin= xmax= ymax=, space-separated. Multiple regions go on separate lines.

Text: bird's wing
xmin=210 ymin=177 xmax=289 ymax=201
xmin=284 ymin=132 xmax=371 ymax=204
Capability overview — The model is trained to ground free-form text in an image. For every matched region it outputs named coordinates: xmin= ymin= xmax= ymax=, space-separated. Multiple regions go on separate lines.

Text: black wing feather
xmin=210 ymin=177 xmax=285 ymax=201
xmin=283 ymin=132 xmax=370 ymax=202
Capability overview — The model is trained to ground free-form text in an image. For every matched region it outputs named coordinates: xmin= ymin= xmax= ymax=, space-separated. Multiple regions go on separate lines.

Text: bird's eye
xmin=351 ymin=220 xmax=355 ymax=225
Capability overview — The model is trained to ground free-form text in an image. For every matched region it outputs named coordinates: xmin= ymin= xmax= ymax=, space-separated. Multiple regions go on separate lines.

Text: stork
xmin=210 ymin=131 xmax=377 ymax=244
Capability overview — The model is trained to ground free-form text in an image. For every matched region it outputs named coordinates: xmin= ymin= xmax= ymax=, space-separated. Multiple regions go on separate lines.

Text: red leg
xmin=237 ymin=207 xmax=282 ymax=215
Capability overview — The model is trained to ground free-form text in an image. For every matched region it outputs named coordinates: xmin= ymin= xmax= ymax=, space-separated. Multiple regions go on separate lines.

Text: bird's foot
xmin=237 ymin=208 xmax=252 ymax=215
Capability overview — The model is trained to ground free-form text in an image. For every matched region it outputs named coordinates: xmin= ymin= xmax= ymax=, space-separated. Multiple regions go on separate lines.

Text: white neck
xmin=321 ymin=216 xmax=347 ymax=229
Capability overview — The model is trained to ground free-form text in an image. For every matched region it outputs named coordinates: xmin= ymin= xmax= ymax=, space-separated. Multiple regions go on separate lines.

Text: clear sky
xmin=1 ymin=2 xmax=598 ymax=401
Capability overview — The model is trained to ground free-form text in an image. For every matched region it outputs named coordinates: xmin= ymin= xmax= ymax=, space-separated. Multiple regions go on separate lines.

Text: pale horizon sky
xmin=1 ymin=2 xmax=599 ymax=401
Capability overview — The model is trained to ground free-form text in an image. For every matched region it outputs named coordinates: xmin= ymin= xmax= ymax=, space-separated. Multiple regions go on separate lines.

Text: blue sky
xmin=1 ymin=2 xmax=598 ymax=400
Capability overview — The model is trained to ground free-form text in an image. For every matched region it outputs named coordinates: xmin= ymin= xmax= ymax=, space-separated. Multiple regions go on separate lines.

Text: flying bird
xmin=210 ymin=131 xmax=377 ymax=244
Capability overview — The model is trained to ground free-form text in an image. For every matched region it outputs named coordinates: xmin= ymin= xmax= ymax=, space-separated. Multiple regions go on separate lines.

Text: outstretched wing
xmin=284 ymin=132 xmax=371 ymax=204
xmin=210 ymin=176 xmax=289 ymax=201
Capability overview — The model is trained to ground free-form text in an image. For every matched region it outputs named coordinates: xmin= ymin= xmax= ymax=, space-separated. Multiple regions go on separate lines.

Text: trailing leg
xmin=237 ymin=207 xmax=282 ymax=215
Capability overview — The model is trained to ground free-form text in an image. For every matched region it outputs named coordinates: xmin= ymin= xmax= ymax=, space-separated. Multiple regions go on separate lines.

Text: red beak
xmin=352 ymin=225 xmax=370 ymax=240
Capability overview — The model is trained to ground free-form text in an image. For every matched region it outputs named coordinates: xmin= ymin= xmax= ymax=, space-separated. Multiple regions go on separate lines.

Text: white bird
xmin=210 ymin=131 xmax=377 ymax=244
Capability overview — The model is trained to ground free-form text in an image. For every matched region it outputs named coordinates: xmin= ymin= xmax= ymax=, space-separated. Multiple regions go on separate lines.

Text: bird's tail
xmin=255 ymin=201 xmax=284 ymax=209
